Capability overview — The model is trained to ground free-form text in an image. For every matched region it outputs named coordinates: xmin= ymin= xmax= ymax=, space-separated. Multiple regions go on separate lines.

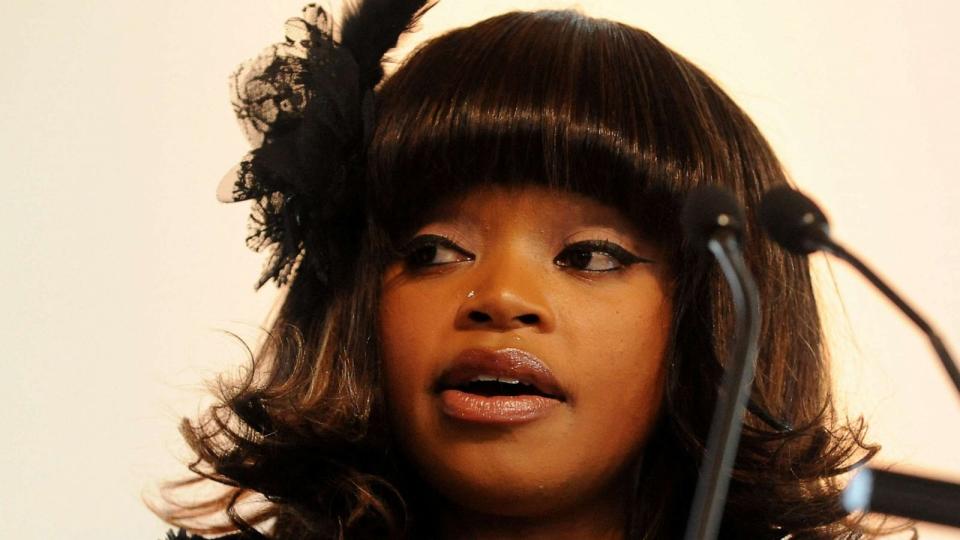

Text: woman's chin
xmin=412 ymin=449 xmax=624 ymax=519
xmin=431 ymin=477 xmax=585 ymax=518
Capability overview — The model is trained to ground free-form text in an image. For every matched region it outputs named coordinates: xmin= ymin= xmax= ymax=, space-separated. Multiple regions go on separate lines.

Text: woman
xmin=153 ymin=1 xmax=877 ymax=538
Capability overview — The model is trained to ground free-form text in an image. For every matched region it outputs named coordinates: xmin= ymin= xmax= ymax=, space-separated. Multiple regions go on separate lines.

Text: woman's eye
xmin=554 ymin=240 xmax=649 ymax=272
xmin=400 ymin=234 xmax=474 ymax=268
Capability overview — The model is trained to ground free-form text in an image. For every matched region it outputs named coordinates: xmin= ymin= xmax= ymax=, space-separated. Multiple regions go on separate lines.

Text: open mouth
xmin=446 ymin=376 xmax=561 ymax=399
xmin=434 ymin=348 xmax=566 ymax=424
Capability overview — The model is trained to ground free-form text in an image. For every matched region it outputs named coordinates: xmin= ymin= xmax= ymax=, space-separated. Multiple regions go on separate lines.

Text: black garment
xmin=164 ymin=529 xmax=248 ymax=540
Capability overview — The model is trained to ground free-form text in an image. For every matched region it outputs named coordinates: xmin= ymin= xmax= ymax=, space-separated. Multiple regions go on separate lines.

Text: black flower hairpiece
xmin=217 ymin=1 xmax=433 ymax=290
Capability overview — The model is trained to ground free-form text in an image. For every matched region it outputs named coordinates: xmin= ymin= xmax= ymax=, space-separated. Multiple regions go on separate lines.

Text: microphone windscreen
xmin=680 ymin=185 xmax=745 ymax=249
xmin=758 ymin=185 xmax=829 ymax=255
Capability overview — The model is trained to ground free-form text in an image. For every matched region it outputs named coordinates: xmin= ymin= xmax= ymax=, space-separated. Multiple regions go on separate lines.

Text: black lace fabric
xmin=217 ymin=4 xmax=367 ymax=290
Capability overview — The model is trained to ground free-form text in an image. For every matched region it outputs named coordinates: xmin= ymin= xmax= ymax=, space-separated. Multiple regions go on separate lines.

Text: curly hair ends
xmin=151 ymin=265 xmax=408 ymax=538
xmin=152 ymin=8 xmax=885 ymax=539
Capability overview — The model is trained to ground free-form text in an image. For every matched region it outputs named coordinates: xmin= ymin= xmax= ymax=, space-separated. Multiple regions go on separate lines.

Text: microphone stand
xmin=758 ymin=186 xmax=960 ymax=531
xmin=818 ymin=238 xmax=960 ymax=399
xmin=843 ymin=467 xmax=960 ymax=528
xmin=822 ymin=236 xmax=960 ymax=531
xmin=823 ymin=236 xmax=960 ymax=531
xmin=683 ymin=231 xmax=762 ymax=540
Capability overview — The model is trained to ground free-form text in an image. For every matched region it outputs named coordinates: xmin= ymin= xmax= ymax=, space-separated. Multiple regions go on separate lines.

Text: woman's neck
xmin=435 ymin=493 xmax=626 ymax=540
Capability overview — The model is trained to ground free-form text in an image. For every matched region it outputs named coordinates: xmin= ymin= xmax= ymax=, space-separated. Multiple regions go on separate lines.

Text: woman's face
xmin=379 ymin=184 xmax=673 ymax=518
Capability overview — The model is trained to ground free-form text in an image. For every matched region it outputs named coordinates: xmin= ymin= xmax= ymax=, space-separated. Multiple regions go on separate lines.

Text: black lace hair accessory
xmin=217 ymin=1 xmax=432 ymax=290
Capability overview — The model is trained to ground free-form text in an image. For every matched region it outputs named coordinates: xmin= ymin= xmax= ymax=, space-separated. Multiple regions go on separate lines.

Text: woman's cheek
xmin=564 ymin=281 xmax=671 ymax=420
xmin=379 ymin=283 xmax=448 ymax=424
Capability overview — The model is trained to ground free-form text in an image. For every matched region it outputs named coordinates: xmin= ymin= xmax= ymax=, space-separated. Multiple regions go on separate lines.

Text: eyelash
xmin=398 ymin=235 xmax=652 ymax=272
xmin=554 ymin=239 xmax=651 ymax=272
xmin=399 ymin=234 xmax=474 ymax=269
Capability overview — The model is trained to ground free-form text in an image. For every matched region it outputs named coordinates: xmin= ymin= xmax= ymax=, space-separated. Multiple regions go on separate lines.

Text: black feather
xmin=339 ymin=0 xmax=435 ymax=90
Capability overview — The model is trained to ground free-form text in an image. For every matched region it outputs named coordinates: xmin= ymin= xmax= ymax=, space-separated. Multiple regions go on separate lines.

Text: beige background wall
xmin=2 ymin=1 xmax=958 ymax=538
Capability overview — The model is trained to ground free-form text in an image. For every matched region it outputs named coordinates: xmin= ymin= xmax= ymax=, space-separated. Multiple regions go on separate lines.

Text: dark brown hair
xmin=151 ymin=9 xmax=878 ymax=539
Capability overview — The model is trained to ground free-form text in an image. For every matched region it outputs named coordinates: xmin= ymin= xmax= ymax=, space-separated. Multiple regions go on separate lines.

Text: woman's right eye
xmin=399 ymin=234 xmax=474 ymax=268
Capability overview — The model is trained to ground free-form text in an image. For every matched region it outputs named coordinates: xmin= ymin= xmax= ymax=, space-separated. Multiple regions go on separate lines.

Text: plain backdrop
xmin=2 ymin=1 xmax=959 ymax=538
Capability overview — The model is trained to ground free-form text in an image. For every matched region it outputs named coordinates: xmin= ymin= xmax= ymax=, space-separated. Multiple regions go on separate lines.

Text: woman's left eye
xmin=554 ymin=240 xmax=649 ymax=272
xmin=399 ymin=234 xmax=474 ymax=269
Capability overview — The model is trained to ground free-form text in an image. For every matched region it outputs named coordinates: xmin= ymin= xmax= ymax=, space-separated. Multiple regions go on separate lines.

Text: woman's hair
xmin=152 ymin=9 xmax=878 ymax=539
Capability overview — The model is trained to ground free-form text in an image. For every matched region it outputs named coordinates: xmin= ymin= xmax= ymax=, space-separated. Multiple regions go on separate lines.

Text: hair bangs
xmin=368 ymin=9 xmax=779 ymax=253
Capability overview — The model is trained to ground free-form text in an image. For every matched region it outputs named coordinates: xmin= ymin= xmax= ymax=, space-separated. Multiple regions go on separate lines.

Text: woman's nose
xmin=454 ymin=258 xmax=556 ymax=333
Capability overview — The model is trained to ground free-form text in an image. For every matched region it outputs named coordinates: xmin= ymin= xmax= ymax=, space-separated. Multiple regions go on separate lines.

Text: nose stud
xmin=467 ymin=290 xmax=476 ymax=298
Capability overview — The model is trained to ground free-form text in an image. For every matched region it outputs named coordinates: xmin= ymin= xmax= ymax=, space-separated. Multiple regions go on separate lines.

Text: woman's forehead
xmin=422 ymin=184 xmax=635 ymax=226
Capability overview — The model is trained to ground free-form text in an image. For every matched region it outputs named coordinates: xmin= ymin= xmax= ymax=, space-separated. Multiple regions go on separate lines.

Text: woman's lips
xmin=434 ymin=348 xmax=566 ymax=425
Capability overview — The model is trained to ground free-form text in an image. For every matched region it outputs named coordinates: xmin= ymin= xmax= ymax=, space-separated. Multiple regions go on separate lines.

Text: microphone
xmin=683 ymin=189 xmax=791 ymax=433
xmin=758 ymin=185 xmax=960 ymax=400
xmin=843 ymin=467 xmax=960 ymax=528
xmin=756 ymin=186 xmax=830 ymax=255
xmin=681 ymin=185 xmax=762 ymax=540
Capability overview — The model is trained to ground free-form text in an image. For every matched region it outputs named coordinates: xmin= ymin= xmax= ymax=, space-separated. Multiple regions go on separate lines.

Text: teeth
xmin=470 ymin=375 xmax=521 ymax=384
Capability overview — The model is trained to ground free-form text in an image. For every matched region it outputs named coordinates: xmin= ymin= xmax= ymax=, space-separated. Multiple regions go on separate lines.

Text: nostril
xmin=517 ymin=314 xmax=539 ymax=325
xmin=468 ymin=311 xmax=492 ymax=323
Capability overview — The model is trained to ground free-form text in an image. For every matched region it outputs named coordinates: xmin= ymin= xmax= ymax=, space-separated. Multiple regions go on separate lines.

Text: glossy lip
xmin=434 ymin=348 xmax=566 ymax=425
